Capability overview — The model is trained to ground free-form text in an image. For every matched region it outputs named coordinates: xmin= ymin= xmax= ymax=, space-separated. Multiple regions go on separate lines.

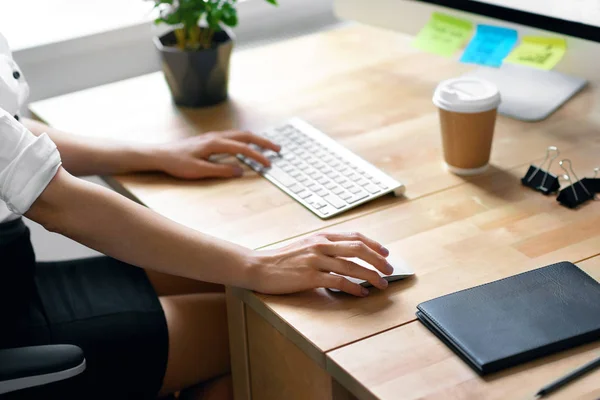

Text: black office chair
xmin=0 ymin=344 xmax=85 ymax=398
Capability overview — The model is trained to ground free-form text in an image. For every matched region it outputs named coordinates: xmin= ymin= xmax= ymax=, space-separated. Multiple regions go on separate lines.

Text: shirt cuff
xmin=1 ymin=133 xmax=62 ymax=215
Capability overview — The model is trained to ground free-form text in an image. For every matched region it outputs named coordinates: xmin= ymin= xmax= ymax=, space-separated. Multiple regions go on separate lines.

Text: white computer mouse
xmin=327 ymin=254 xmax=414 ymax=293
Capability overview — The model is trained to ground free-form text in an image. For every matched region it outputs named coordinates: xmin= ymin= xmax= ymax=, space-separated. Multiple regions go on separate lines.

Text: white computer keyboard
xmin=237 ymin=118 xmax=405 ymax=219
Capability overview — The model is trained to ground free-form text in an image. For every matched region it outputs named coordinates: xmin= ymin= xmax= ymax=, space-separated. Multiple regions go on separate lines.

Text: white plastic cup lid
xmin=433 ymin=77 xmax=501 ymax=114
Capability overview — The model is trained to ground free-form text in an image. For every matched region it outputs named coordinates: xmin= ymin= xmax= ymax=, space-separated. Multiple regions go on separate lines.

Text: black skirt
xmin=0 ymin=219 xmax=168 ymax=399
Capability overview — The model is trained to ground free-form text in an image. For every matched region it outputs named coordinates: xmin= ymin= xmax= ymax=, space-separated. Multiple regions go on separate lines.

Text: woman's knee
xmin=159 ymin=293 xmax=230 ymax=396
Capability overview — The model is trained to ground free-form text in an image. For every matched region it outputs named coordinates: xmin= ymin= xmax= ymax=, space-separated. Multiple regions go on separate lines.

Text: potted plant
xmin=150 ymin=0 xmax=278 ymax=107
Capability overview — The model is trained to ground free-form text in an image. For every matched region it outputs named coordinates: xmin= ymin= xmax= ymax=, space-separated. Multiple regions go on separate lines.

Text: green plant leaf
xmin=220 ymin=3 xmax=238 ymax=28
xmin=264 ymin=0 xmax=278 ymax=5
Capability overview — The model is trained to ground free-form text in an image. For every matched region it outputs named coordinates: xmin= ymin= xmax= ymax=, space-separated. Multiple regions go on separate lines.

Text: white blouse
xmin=0 ymin=33 xmax=61 ymax=223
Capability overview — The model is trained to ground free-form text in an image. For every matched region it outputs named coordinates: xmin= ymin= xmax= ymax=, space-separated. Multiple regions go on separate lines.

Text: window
xmin=6 ymin=0 xmax=335 ymax=103
xmin=1 ymin=0 xmax=152 ymax=51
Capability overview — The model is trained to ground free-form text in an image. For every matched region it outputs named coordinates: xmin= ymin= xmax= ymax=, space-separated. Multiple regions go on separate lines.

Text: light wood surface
xmin=29 ymin=24 xmax=600 ymax=400
xmin=246 ymin=143 xmax=600 ymax=360
xmin=327 ymin=256 xmax=600 ymax=400
xmin=246 ymin=306 xmax=347 ymax=400
xmin=226 ymin=289 xmax=251 ymax=400
xmin=30 ymin=24 xmax=600 ymax=250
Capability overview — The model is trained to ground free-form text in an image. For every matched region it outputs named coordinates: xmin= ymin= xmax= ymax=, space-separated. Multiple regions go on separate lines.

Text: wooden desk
xmin=327 ymin=256 xmax=600 ymax=400
xmin=30 ymin=25 xmax=600 ymax=400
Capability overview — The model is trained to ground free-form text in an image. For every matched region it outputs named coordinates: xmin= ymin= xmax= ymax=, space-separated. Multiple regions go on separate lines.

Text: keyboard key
xmin=349 ymin=186 xmax=362 ymax=194
xmin=322 ymin=194 xmax=346 ymax=209
xmin=334 ymin=176 xmax=347 ymax=184
xmin=316 ymin=176 xmax=329 ymax=185
xmin=324 ymin=182 xmax=337 ymax=190
xmin=332 ymin=187 xmax=345 ymax=195
xmin=307 ymin=183 xmax=319 ymax=191
xmin=328 ymin=160 xmax=341 ymax=168
xmin=325 ymin=171 xmax=339 ymax=179
xmin=347 ymin=191 xmax=369 ymax=204
xmin=282 ymin=164 xmax=295 ymax=173
xmin=297 ymin=163 xmax=310 ymax=171
xmin=268 ymin=168 xmax=296 ymax=187
xmin=299 ymin=191 xmax=312 ymax=199
xmin=307 ymin=170 xmax=321 ymax=178
xmin=305 ymin=196 xmax=315 ymax=205
xmin=289 ymin=184 xmax=306 ymax=194
xmin=313 ymin=201 xmax=327 ymax=209
xmin=289 ymin=170 xmax=302 ymax=178
xmin=364 ymin=184 xmax=381 ymax=194
xmin=314 ymin=187 xmax=328 ymax=196
xmin=347 ymin=172 xmax=359 ymax=180
xmin=378 ymin=183 xmax=389 ymax=190
xmin=339 ymin=192 xmax=352 ymax=201
xmin=342 ymin=181 xmax=354 ymax=189
xmin=297 ymin=175 xmax=308 ymax=183
xmin=356 ymin=178 xmax=369 ymax=186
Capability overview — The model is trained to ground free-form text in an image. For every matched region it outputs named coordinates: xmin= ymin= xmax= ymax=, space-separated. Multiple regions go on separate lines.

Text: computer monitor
xmin=334 ymin=0 xmax=600 ymax=121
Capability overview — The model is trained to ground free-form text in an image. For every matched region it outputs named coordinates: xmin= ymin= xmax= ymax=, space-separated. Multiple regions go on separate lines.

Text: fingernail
xmin=380 ymin=246 xmax=390 ymax=256
xmin=234 ymin=166 xmax=244 ymax=177
xmin=361 ymin=287 xmax=369 ymax=297
xmin=379 ymin=278 xmax=389 ymax=288
xmin=385 ymin=262 xmax=394 ymax=275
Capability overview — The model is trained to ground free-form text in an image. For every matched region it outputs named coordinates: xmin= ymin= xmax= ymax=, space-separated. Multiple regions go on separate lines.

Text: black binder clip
xmin=581 ymin=167 xmax=600 ymax=199
xmin=556 ymin=160 xmax=594 ymax=209
xmin=521 ymin=146 xmax=561 ymax=195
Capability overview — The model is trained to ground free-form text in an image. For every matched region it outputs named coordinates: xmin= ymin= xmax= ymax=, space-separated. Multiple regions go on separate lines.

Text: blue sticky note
xmin=460 ymin=25 xmax=518 ymax=67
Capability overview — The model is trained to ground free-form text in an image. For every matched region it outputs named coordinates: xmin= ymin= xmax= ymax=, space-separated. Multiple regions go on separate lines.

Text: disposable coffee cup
xmin=433 ymin=78 xmax=501 ymax=176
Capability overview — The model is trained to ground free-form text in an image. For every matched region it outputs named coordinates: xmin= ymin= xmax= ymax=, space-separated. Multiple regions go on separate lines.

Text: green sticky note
xmin=412 ymin=12 xmax=474 ymax=57
xmin=505 ymin=36 xmax=567 ymax=70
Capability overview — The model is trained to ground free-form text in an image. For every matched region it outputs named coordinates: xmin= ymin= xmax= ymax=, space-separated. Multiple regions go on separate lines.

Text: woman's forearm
xmin=22 ymin=118 xmax=157 ymax=176
xmin=26 ymin=168 xmax=256 ymax=287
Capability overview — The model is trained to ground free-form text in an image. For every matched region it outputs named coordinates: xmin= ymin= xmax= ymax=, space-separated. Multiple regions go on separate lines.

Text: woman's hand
xmin=246 ymin=232 xmax=393 ymax=297
xmin=149 ymin=130 xmax=281 ymax=179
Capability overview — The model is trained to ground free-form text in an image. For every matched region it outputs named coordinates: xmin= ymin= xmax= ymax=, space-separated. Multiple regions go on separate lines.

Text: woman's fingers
xmin=318 ymin=273 xmax=369 ymax=297
xmin=318 ymin=232 xmax=389 ymax=257
xmin=195 ymin=161 xmax=245 ymax=178
xmin=319 ymin=240 xmax=392 ymax=276
xmin=223 ymin=131 xmax=281 ymax=153
xmin=207 ymin=138 xmax=272 ymax=166
xmin=318 ymin=256 xmax=388 ymax=290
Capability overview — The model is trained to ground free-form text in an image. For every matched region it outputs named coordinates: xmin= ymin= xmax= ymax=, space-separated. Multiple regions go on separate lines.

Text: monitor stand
xmin=462 ymin=63 xmax=587 ymax=122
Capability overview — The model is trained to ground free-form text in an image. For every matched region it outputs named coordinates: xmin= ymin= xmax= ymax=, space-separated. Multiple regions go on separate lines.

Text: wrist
xmin=237 ymin=249 xmax=267 ymax=291
xmin=125 ymin=144 xmax=164 ymax=173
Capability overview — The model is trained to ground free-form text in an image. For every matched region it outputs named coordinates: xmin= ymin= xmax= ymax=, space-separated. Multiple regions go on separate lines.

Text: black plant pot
xmin=154 ymin=30 xmax=233 ymax=108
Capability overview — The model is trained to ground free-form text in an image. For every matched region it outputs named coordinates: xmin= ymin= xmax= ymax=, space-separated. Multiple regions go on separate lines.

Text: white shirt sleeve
xmin=0 ymin=108 xmax=62 ymax=216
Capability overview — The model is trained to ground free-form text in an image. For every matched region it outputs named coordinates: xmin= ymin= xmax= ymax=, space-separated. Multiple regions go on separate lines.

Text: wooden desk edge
xmin=229 ymin=286 xmax=329 ymax=368
xmin=326 ymin=356 xmax=380 ymax=400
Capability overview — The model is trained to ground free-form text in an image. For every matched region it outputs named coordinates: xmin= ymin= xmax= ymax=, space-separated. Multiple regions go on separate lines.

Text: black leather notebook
xmin=416 ymin=261 xmax=600 ymax=375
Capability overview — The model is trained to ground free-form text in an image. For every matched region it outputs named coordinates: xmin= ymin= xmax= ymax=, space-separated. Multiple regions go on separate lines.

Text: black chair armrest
xmin=0 ymin=345 xmax=85 ymax=394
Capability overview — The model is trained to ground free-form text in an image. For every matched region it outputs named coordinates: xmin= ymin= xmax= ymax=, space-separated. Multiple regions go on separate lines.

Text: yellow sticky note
xmin=412 ymin=12 xmax=474 ymax=57
xmin=505 ymin=36 xmax=567 ymax=70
